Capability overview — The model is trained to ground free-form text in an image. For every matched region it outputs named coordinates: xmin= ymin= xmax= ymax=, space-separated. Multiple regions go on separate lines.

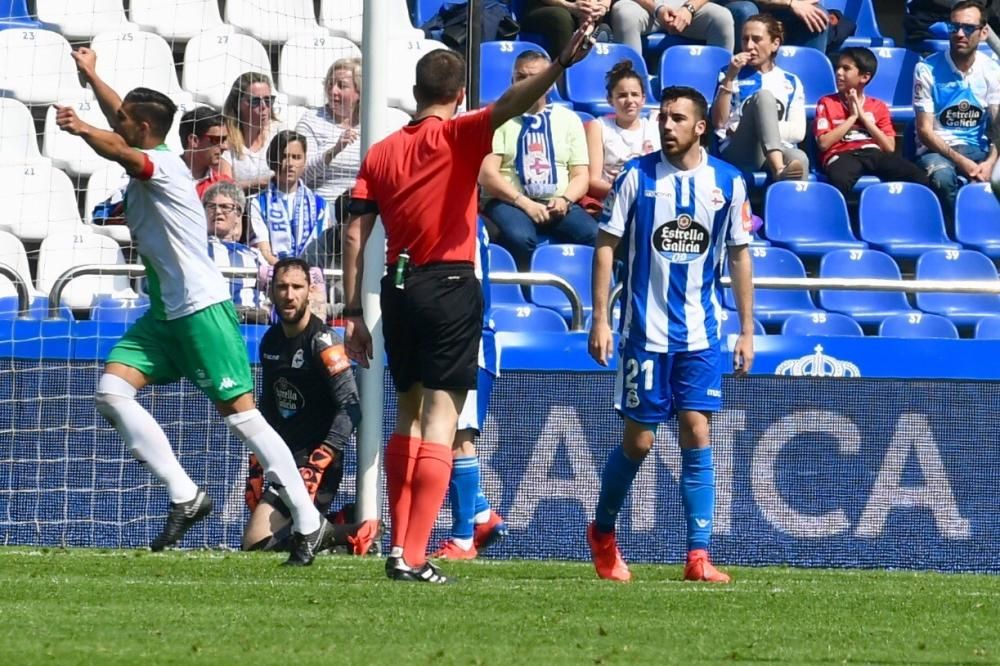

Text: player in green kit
xmin=57 ymin=48 xmax=334 ymax=565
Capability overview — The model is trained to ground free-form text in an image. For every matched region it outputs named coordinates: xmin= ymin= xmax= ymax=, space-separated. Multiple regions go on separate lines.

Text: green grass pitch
xmin=1 ymin=548 xmax=997 ymax=665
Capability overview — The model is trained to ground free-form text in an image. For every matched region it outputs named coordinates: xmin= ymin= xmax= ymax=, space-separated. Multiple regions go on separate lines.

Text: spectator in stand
xmin=610 ymin=0 xmax=737 ymax=54
xmin=296 ymin=58 xmax=362 ymax=227
xmin=905 ymin=0 xmax=1000 ymax=51
xmin=518 ymin=0 xmax=610 ymax=59
xmin=752 ymin=0 xmax=828 ymax=51
xmin=585 ymin=60 xmax=660 ymax=201
xmin=479 ymin=50 xmax=597 ymax=269
xmin=203 ymin=182 xmax=265 ymax=320
xmin=221 ymin=72 xmax=279 ymax=192
xmin=913 ymin=0 xmax=1000 ymax=221
xmin=180 ymin=108 xmax=233 ymax=199
xmin=814 ymin=47 xmax=929 ymax=197
xmin=712 ymin=14 xmax=808 ymax=181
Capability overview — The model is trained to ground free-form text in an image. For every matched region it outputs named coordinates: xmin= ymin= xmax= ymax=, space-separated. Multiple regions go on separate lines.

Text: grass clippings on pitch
xmin=0 ymin=548 xmax=996 ymax=665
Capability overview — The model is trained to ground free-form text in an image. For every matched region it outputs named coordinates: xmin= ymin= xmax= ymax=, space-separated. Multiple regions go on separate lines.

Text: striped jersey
xmin=475 ymin=218 xmax=499 ymax=376
xmin=207 ymin=237 xmax=261 ymax=308
xmin=913 ymin=50 xmax=1000 ymax=154
xmin=717 ymin=65 xmax=805 ymax=149
xmin=600 ymin=149 xmax=753 ymax=352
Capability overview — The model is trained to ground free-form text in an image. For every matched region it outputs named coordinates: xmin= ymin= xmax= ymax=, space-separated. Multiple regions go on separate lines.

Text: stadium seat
xmin=83 ymin=163 xmax=131 ymax=244
xmin=278 ymin=35 xmax=362 ymax=107
xmin=0 ymin=295 xmax=74 ymax=319
xmin=276 ymin=102 xmax=310 ymax=132
xmin=488 ymin=243 xmax=528 ymax=305
xmin=955 ymin=183 xmax=1000 ymax=260
xmin=0 ymin=98 xmax=46 ymax=164
xmin=0 ymin=28 xmax=91 ymax=104
xmin=90 ymin=29 xmax=192 ymax=102
xmin=719 ymin=309 xmax=765 ymax=336
xmin=36 ymin=228 xmax=136 ymax=310
xmin=36 ymin=0 xmax=131 ymax=41
xmin=0 ymin=163 xmax=82 ymax=242
xmin=564 ymin=43 xmax=654 ymax=116
xmin=182 ymin=28 xmax=273 ymax=109
xmin=818 ymin=248 xmax=914 ymax=326
xmin=91 ymin=295 xmax=150 ymax=323
xmin=321 ymin=0 xmax=421 ymax=43
xmin=858 ymin=183 xmax=960 ymax=261
xmin=382 ymin=106 xmax=414 ymax=133
xmin=723 ymin=246 xmax=820 ymax=325
xmin=0 ymin=230 xmax=42 ymax=301
xmin=775 ymin=46 xmax=835 ymax=116
xmin=763 ymin=182 xmax=866 ymax=258
xmin=42 ymin=101 xmax=114 ymax=178
xmin=974 ymin=315 xmax=1000 ymax=339
xmin=878 ymin=312 xmax=959 ymax=339
xmin=823 ymin=0 xmax=893 ymax=47
xmin=490 ymin=304 xmax=569 ymax=333
xmin=914 ymin=249 xmax=1000 ymax=327
xmin=224 ymin=0 xmax=324 ymax=44
xmin=480 ymin=40 xmax=574 ymax=106
xmin=129 ymin=0 xmax=229 ymax=41
xmin=781 ymin=311 xmax=864 ymax=336
xmin=529 ymin=244 xmax=593 ymax=323
xmin=865 ymin=47 xmax=919 ymax=123
xmin=0 ymin=0 xmax=41 ymax=29
xmin=658 ymin=45 xmax=731 ymax=103
xmin=412 ymin=0 xmax=450 ymax=26
xmin=385 ymin=38 xmax=450 ymax=114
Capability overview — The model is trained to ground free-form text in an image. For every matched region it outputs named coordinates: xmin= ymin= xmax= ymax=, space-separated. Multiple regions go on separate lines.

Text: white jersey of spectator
xmin=600 ymin=148 xmax=753 ymax=352
xmin=126 ymin=147 xmax=230 ymax=320
xmin=717 ymin=65 xmax=806 ymax=150
xmin=913 ymin=50 xmax=1000 ymax=154
xmin=221 ymin=126 xmax=276 ymax=184
xmin=597 ymin=113 xmax=660 ymax=184
xmin=207 ymin=236 xmax=261 ymax=308
xmin=295 ymin=107 xmax=361 ymax=202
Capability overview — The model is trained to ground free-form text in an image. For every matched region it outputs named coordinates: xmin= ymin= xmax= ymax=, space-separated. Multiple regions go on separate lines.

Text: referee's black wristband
xmin=342 ymin=307 xmax=364 ymax=317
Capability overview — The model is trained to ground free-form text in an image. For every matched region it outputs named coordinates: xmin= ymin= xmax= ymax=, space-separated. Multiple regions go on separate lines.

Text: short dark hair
xmin=265 ymin=130 xmax=307 ymax=171
xmin=514 ymin=49 xmax=550 ymax=67
xmin=272 ymin=257 xmax=313 ymax=285
xmin=179 ymin=107 xmax=225 ymax=148
xmin=122 ymin=87 xmax=177 ymax=138
xmin=838 ymin=47 xmax=878 ymax=78
xmin=951 ymin=0 xmax=987 ymax=25
xmin=414 ymin=49 xmax=466 ymax=107
xmin=659 ymin=85 xmax=708 ymax=122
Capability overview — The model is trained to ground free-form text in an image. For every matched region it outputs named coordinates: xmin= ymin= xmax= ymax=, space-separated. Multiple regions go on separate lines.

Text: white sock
xmin=452 ymin=537 xmax=473 ymax=550
xmin=95 ymin=373 xmax=198 ymax=504
xmin=474 ymin=509 xmax=491 ymax=524
xmin=225 ymin=409 xmax=320 ymax=534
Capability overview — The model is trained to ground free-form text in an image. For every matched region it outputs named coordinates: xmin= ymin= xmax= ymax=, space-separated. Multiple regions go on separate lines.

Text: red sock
xmin=402 ymin=443 xmax=454 ymax=567
xmin=384 ymin=433 xmax=420 ymax=550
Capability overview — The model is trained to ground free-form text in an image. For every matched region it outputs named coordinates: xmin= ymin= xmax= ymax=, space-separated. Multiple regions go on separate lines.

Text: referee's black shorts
xmin=381 ymin=261 xmax=482 ymax=393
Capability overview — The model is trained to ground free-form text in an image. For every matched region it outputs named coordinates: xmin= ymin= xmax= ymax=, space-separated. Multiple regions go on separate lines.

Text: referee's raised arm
xmin=489 ymin=19 xmax=597 ymax=130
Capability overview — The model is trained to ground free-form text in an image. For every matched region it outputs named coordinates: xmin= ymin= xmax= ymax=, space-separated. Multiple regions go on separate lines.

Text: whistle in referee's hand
xmin=394 ymin=249 xmax=410 ymax=289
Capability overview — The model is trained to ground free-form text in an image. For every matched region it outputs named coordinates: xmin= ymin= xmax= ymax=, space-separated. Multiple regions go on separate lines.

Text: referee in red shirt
xmin=344 ymin=23 xmax=596 ymax=583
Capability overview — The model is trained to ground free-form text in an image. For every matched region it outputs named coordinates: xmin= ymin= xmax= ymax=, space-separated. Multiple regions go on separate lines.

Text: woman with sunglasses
xmin=221 ymin=72 xmax=279 ymax=192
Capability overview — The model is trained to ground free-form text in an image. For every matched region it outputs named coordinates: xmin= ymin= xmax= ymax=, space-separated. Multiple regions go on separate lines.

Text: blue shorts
xmin=614 ymin=338 xmax=723 ymax=425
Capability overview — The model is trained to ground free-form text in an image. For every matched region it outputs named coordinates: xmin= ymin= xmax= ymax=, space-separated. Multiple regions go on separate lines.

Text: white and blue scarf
xmin=256 ymin=180 xmax=324 ymax=259
xmin=515 ymin=107 xmax=558 ymax=200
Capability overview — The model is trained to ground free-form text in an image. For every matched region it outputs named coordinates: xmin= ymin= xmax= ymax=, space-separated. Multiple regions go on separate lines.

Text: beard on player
xmin=274 ymin=289 xmax=310 ymax=324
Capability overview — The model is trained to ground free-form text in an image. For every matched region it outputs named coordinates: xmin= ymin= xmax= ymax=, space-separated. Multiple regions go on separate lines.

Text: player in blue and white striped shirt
xmin=587 ymin=86 xmax=756 ymax=583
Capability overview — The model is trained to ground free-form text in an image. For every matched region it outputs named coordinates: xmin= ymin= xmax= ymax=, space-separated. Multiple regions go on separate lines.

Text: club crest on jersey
xmin=709 ymin=187 xmax=726 ymax=211
xmin=291 ymin=349 xmax=305 ymax=369
xmin=652 ymin=214 xmax=710 ymax=262
xmin=274 ymin=377 xmax=304 ymax=418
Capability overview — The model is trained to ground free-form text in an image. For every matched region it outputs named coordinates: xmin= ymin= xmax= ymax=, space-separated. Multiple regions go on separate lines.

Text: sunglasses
xmin=205 ymin=203 xmax=240 ymax=214
xmin=947 ymin=21 xmax=983 ymax=37
xmin=199 ymin=133 xmax=228 ymax=145
xmin=246 ymin=95 xmax=275 ymax=108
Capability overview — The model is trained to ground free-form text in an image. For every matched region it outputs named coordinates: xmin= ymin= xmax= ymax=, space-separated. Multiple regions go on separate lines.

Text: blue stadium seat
xmin=91 ymin=295 xmax=150 ymax=324
xmin=412 ymin=0 xmax=451 ymax=26
xmin=719 ymin=309 xmax=765 ymax=336
xmin=0 ymin=296 xmax=73 ymax=320
xmin=0 ymin=0 xmax=41 ymax=29
xmin=865 ymin=47 xmax=919 ymax=123
xmin=658 ymin=45 xmax=731 ymax=103
xmin=955 ymin=183 xmax=1000 ymax=260
xmin=915 ymin=249 xmax=1000 ymax=327
xmin=824 ymin=0 xmax=893 ymax=47
xmin=858 ymin=183 xmax=960 ymax=260
xmin=818 ymin=249 xmax=914 ymax=325
xmin=878 ymin=312 xmax=959 ymax=339
xmin=490 ymin=304 xmax=569 ymax=333
xmin=775 ymin=46 xmax=836 ymax=117
xmin=529 ymin=244 xmax=593 ymax=322
xmin=723 ymin=246 xmax=820 ymax=325
xmin=781 ymin=312 xmax=864 ymax=336
xmin=974 ymin=315 xmax=1000 ymax=339
xmin=487 ymin=243 xmax=527 ymax=306
xmin=479 ymin=40 xmax=571 ymax=106
xmin=763 ymin=182 xmax=866 ymax=258
xmin=564 ymin=43 xmax=655 ymax=116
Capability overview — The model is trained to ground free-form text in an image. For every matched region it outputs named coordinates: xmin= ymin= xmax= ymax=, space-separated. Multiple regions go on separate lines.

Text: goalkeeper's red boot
xmin=431 ymin=539 xmax=478 ymax=560
xmin=587 ymin=522 xmax=631 ymax=582
xmin=473 ymin=510 xmax=508 ymax=552
xmin=683 ymin=549 xmax=731 ymax=583
xmin=347 ymin=519 xmax=383 ymax=556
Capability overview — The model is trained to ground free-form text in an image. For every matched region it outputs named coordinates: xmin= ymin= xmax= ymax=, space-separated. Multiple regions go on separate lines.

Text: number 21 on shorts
xmin=623 ymin=356 xmax=653 ymax=409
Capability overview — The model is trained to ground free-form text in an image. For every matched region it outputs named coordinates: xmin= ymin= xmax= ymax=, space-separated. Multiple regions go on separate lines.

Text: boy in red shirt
xmin=814 ymin=47 xmax=928 ymax=197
